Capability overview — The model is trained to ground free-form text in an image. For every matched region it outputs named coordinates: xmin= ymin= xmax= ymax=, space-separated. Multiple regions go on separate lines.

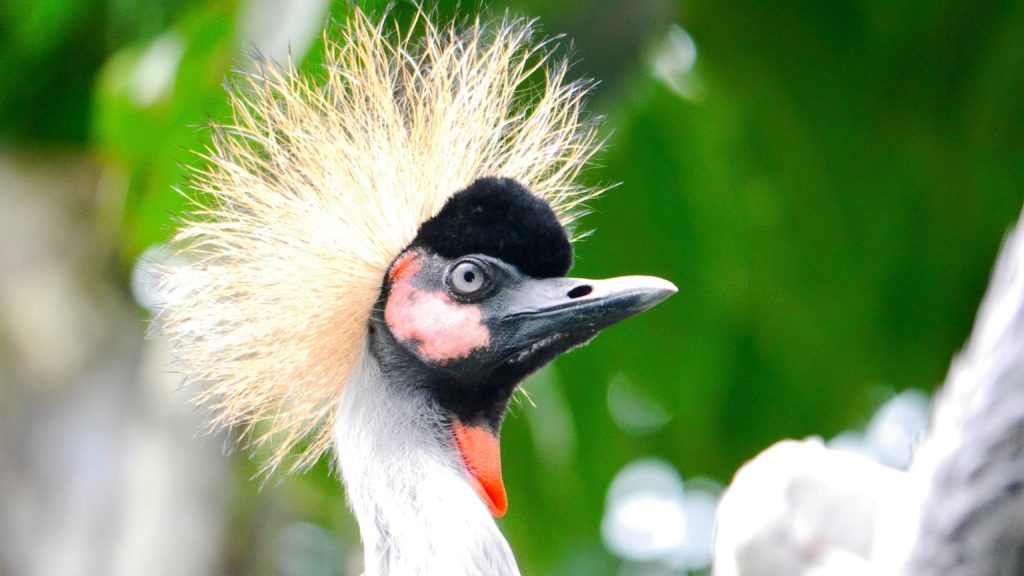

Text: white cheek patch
xmin=385 ymin=273 xmax=491 ymax=364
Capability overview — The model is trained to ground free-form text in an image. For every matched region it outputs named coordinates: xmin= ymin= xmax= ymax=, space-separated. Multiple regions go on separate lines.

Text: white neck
xmin=334 ymin=350 xmax=520 ymax=576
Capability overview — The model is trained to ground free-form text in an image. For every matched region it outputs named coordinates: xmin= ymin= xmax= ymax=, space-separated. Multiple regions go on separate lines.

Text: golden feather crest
xmin=159 ymin=8 xmax=603 ymax=474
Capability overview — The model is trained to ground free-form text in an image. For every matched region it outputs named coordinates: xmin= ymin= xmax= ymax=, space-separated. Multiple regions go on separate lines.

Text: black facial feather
xmin=412 ymin=177 xmax=573 ymax=278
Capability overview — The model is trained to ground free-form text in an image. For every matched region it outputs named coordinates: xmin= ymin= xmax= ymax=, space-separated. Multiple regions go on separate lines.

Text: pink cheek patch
xmin=385 ymin=275 xmax=491 ymax=364
xmin=389 ymin=251 xmax=421 ymax=283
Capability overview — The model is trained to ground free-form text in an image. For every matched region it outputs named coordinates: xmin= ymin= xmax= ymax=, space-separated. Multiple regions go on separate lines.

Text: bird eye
xmin=447 ymin=260 xmax=490 ymax=299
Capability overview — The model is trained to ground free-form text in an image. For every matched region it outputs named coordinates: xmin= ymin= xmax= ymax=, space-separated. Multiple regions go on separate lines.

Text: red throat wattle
xmin=453 ymin=420 xmax=508 ymax=518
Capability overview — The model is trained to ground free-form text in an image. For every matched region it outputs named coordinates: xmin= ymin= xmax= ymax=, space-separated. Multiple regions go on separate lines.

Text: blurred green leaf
xmin=93 ymin=3 xmax=239 ymax=264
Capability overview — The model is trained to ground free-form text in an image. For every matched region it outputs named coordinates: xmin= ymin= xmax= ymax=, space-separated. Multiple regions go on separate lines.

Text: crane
xmin=158 ymin=8 xmax=675 ymax=575
xmin=713 ymin=209 xmax=1024 ymax=576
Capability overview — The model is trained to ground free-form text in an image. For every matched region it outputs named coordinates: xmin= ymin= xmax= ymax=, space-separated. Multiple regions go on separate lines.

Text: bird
xmin=157 ymin=8 xmax=675 ymax=575
xmin=712 ymin=207 xmax=1024 ymax=576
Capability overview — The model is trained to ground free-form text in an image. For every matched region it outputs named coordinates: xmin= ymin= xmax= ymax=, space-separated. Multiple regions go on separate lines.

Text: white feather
xmin=335 ymin=348 xmax=519 ymax=576
xmin=713 ymin=209 xmax=1024 ymax=576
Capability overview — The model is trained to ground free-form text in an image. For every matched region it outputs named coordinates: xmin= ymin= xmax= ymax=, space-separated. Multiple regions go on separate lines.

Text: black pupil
xmin=463 ymin=270 xmax=476 ymax=283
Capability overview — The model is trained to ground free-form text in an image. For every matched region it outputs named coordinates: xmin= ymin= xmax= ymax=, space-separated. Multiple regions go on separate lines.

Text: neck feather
xmin=334 ymin=349 xmax=520 ymax=576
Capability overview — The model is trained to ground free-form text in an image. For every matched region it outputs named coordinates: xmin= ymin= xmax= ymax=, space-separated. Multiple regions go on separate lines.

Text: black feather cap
xmin=412 ymin=177 xmax=573 ymax=278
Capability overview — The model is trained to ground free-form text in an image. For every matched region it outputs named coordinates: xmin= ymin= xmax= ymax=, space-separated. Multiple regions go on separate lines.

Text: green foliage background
xmin=3 ymin=0 xmax=1022 ymax=573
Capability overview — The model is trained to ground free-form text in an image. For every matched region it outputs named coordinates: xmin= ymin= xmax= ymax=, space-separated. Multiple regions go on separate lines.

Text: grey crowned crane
xmin=158 ymin=9 xmax=674 ymax=575
xmin=713 ymin=210 xmax=1024 ymax=575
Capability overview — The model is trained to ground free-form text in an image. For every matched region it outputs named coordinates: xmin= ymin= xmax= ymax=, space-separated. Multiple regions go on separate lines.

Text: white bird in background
xmin=714 ymin=209 xmax=1024 ymax=576
xmin=158 ymin=9 xmax=674 ymax=575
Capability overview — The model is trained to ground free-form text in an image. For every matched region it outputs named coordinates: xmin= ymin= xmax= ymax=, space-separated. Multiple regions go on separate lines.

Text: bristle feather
xmin=158 ymin=8 xmax=603 ymax=475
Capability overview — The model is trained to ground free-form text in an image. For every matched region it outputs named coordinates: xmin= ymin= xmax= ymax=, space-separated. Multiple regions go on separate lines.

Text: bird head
xmin=158 ymin=7 xmax=673 ymax=526
xmin=371 ymin=176 xmax=674 ymax=515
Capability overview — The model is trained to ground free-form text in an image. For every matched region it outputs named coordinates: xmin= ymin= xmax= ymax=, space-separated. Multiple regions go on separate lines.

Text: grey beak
xmin=493 ymin=274 xmax=677 ymax=352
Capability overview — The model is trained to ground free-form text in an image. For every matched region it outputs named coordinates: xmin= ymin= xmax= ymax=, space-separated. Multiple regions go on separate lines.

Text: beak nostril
xmin=567 ymin=285 xmax=593 ymax=299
